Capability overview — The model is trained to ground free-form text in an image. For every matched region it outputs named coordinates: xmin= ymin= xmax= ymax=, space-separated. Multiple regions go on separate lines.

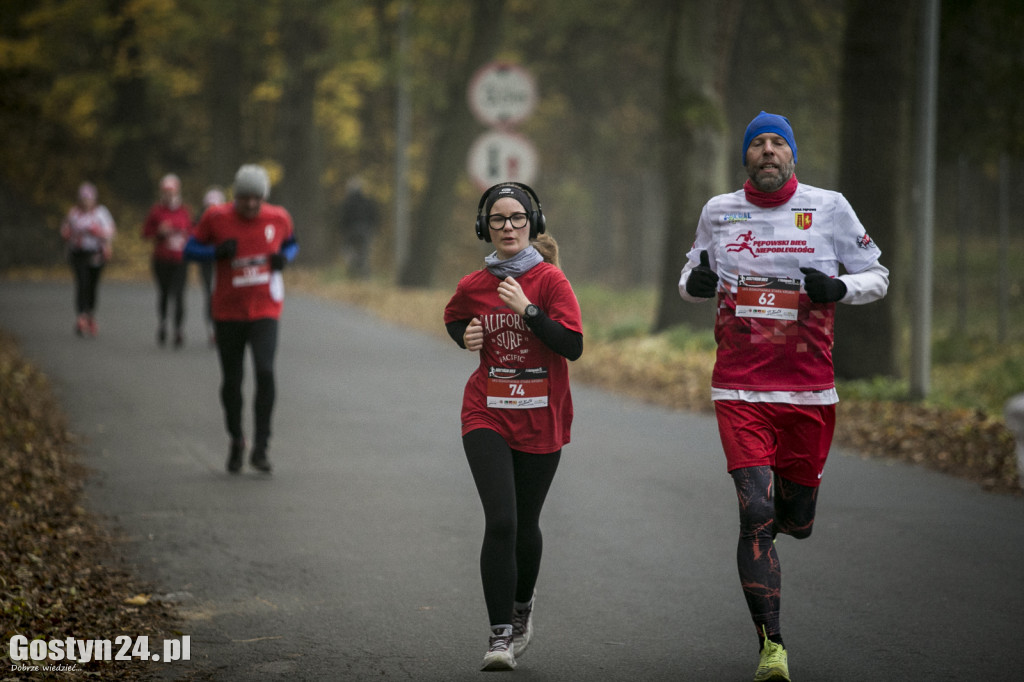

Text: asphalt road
xmin=1 ymin=279 xmax=1022 ymax=681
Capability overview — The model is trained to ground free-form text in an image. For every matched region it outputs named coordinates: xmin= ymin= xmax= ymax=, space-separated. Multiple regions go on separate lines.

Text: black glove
xmin=214 ymin=239 xmax=237 ymax=260
xmin=269 ymin=252 xmax=286 ymax=271
xmin=685 ymin=250 xmax=719 ymax=298
xmin=800 ymin=267 xmax=847 ymax=303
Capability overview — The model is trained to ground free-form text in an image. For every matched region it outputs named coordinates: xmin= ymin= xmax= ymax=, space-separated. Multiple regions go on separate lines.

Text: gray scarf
xmin=485 ymin=245 xmax=543 ymax=279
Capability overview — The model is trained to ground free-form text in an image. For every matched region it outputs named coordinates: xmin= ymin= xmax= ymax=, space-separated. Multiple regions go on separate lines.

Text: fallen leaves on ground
xmin=835 ymin=401 xmax=1019 ymax=492
xmin=0 ymin=330 xmax=180 ymax=680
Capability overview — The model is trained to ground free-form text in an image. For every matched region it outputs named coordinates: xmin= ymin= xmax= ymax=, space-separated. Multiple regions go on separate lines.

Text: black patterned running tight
xmin=731 ymin=465 xmax=819 ymax=646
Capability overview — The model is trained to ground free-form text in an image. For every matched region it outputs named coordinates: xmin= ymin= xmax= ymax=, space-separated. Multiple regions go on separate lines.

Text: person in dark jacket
xmin=338 ymin=177 xmax=379 ymax=278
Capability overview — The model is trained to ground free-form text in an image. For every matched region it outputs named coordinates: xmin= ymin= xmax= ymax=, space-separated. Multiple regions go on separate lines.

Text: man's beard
xmin=748 ymin=160 xmax=795 ymax=192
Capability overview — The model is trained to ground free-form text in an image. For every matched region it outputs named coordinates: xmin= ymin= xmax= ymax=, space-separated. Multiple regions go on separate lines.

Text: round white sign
xmin=467 ymin=130 xmax=539 ymax=190
xmin=467 ymin=62 xmax=537 ymax=128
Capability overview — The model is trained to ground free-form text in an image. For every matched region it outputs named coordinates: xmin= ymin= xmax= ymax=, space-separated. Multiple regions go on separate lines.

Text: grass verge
xmin=286 ymin=268 xmax=1021 ymax=494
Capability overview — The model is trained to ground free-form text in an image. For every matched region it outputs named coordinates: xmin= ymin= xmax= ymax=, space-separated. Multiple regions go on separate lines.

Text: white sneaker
xmin=481 ymin=629 xmax=516 ymax=671
xmin=511 ymin=595 xmax=534 ymax=657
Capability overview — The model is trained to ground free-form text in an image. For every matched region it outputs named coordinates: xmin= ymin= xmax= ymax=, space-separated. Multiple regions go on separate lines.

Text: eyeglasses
xmin=488 ymin=213 xmax=529 ymax=230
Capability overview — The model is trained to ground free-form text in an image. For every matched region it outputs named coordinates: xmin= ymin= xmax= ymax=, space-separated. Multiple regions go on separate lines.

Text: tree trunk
xmin=107 ymin=9 xmax=153 ymax=201
xmin=273 ymin=8 xmax=330 ymax=264
xmin=398 ymin=0 xmax=507 ymax=287
xmin=833 ymin=0 xmax=915 ymax=379
xmin=205 ymin=35 xmax=244 ymax=189
xmin=653 ymin=0 xmax=740 ymax=332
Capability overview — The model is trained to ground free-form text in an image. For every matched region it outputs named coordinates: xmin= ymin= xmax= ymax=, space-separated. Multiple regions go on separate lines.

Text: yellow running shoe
xmin=753 ymin=626 xmax=791 ymax=681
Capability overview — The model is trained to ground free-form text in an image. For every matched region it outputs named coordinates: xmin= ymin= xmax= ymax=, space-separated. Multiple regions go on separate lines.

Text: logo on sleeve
xmin=857 ymin=233 xmax=876 ymax=250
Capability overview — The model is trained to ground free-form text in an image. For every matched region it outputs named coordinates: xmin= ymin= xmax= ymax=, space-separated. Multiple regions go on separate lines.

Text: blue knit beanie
xmin=742 ymin=111 xmax=797 ymax=165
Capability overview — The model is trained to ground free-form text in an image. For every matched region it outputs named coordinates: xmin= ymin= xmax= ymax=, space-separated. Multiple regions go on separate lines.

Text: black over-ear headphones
xmin=475 ymin=182 xmax=546 ymax=242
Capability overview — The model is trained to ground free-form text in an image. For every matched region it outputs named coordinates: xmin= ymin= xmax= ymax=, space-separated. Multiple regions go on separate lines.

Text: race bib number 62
xmin=735 ymin=275 xmax=800 ymax=321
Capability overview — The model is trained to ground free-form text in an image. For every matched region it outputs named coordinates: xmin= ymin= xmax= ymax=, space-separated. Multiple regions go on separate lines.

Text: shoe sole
xmin=754 ymin=665 xmax=790 ymax=682
xmin=480 ymin=653 xmax=516 ymax=671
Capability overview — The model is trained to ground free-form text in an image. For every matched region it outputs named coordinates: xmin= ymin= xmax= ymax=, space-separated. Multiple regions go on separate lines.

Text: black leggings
xmin=463 ymin=428 xmax=561 ymax=626
xmin=731 ymin=465 xmax=818 ymax=644
xmin=214 ymin=319 xmax=278 ymax=447
xmin=69 ymin=251 xmax=104 ymax=314
xmin=152 ymin=258 xmax=188 ymax=329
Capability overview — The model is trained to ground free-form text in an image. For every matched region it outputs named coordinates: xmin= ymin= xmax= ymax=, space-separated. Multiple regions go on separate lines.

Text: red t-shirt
xmin=142 ymin=204 xmax=194 ymax=263
xmin=444 ymin=262 xmax=582 ymax=454
xmin=192 ymin=203 xmax=295 ymax=321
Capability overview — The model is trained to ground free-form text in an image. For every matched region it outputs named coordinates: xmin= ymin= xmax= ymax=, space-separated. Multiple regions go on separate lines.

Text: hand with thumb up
xmin=685 ymin=250 xmax=719 ymax=298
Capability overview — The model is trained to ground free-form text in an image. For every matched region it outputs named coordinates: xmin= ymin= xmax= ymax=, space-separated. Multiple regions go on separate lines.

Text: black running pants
xmin=152 ymin=258 xmax=188 ymax=330
xmin=463 ymin=428 xmax=560 ymax=627
xmin=214 ymin=318 xmax=279 ymax=448
xmin=69 ymin=251 xmax=104 ymax=314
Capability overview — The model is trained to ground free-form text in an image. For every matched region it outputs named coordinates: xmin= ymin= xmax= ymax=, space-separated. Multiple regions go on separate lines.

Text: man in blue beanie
xmin=678 ymin=112 xmax=890 ymax=681
xmin=742 ymin=110 xmax=798 ymax=165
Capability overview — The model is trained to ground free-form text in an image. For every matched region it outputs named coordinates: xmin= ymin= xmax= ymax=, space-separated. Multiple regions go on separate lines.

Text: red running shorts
xmin=714 ymin=400 xmax=836 ymax=487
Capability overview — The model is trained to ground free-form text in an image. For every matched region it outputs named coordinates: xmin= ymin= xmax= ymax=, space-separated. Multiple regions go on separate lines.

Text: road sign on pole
xmin=468 ymin=61 xmax=537 ymax=128
xmin=467 ymin=130 xmax=538 ymax=190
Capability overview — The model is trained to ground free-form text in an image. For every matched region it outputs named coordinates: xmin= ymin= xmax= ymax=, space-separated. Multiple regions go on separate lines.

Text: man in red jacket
xmin=186 ymin=165 xmax=298 ymax=474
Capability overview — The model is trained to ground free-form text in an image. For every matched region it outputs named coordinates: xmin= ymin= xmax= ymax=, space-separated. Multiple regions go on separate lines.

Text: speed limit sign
xmin=467 ymin=130 xmax=539 ymax=190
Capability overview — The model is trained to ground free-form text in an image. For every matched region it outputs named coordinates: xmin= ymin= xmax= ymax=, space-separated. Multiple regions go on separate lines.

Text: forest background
xmin=1 ymin=2 xmax=1022 ymax=672
xmin=0 ymin=0 xmax=1022 ymax=484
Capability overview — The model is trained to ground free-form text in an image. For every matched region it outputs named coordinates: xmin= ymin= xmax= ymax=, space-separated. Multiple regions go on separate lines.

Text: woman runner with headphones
xmin=444 ymin=183 xmax=583 ymax=671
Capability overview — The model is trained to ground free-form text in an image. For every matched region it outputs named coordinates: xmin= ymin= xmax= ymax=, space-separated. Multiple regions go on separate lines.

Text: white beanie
xmin=233 ymin=164 xmax=270 ymax=199
xmin=203 ymin=187 xmax=226 ymax=207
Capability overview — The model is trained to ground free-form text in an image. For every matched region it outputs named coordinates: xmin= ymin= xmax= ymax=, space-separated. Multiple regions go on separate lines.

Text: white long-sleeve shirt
xmin=678 ymin=182 xmax=889 ymax=404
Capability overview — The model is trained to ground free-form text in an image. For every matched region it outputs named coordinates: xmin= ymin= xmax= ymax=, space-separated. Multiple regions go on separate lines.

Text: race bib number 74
xmin=486 ymin=367 xmax=549 ymax=409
